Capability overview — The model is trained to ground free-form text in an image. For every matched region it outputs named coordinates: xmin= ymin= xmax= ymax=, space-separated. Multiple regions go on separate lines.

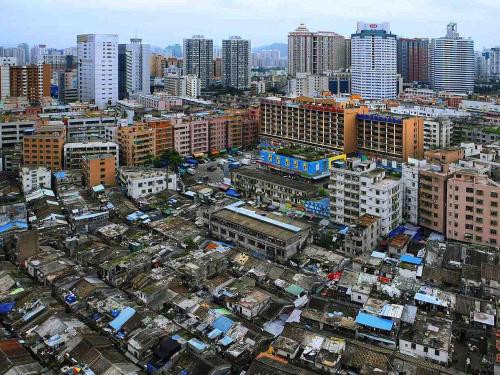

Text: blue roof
xmin=355 ymin=311 xmax=394 ymax=331
xmin=218 ymin=335 xmax=234 ymax=346
xmin=0 ymin=220 xmax=28 ymax=234
xmin=109 ymin=306 xmax=136 ymax=331
xmin=212 ymin=315 xmax=234 ymax=334
xmin=388 ymin=225 xmax=406 ymax=238
xmin=400 ymin=254 xmax=423 ymax=265
xmin=225 ymin=189 xmax=240 ymax=198
xmin=0 ymin=302 xmax=15 ymax=314
xmin=187 ymin=338 xmax=207 ymax=351
xmin=414 ymin=292 xmax=447 ymax=307
xmin=207 ymin=328 xmax=222 ymax=339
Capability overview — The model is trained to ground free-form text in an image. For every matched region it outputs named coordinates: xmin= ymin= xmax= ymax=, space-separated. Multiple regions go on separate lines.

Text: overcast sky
xmin=0 ymin=0 xmax=498 ymax=50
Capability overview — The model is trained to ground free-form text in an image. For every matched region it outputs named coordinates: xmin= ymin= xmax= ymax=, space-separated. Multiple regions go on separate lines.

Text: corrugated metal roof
xmin=355 ymin=311 xmax=393 ymax=331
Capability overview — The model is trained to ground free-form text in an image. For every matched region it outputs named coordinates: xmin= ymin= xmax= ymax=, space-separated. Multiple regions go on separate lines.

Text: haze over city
xmin=0 ymin=0 xmax=499 ymax=48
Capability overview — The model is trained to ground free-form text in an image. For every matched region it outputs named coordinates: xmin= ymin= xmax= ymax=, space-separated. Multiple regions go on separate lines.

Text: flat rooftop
xmin=213 ymin=201 xmax=310 ymax=241
xmin=233 ymin=169 xmax=318 ymax=193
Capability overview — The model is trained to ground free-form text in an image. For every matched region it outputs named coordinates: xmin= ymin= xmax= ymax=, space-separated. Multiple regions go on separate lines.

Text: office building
xmin=118 ymin=38 xmax=151 ymax=99
xmin=63 ymin=141 xmax=119 ymax=170
xmin=287 ymin=24 xmax=346 ymax=77
xmin=118 ymin=125 xmax=155 ymax=166
xmin=82 ymin=154 xmax=116 ymax=188
xmin=77 ymin=34 xmax=118 ymax=108
xmin=351 ymin=22 xmax=398 ymax=99
xmin=22 ymin=124 xmax=66 ymax=170
xmin=9 ymin=64 xmax=51 ymax=103
xmin=183 ymin=35 xmax=213 ymax=88
xmin=430 ymin=23 xmax=474 ymax=93
xmin=222 ymin=36 xmax=250 ymax=89
xmin=356 ymin=114 xmax=424 ymax=162
xmin=397 ymin=38 xmax=429 ymax=83
xmin=447 ymin=170 xmax=499 ymax=247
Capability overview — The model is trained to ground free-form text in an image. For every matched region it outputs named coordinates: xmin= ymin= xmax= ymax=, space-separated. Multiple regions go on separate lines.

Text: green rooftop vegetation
xmin=483 ymin=127 xmax=500 ymax=135
xmin=275 ymin=145 xmax=331 ymax=161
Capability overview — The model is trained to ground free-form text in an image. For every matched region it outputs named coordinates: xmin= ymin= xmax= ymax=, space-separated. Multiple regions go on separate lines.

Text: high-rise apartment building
xmin=22 ymin=124 xmax=66 ymax=170
xmin=183 ymin=35 xmax=213 ymax=89
xmin=9 ymin=64 xmax=51 ymax=103
xmin=222 ymin=36 xmax=251 ymax=90
xmin=77 ymin=34 xmax=118 ymax=109
xmin=288 ymin=24 xmax=346 ymax=77
xmin=0 ymin=57 xmax=17 ymax=99
xmin=17 ymin=43 xmax=30 ymax=64
xmin=397 ymin=38 xmax=429 ymax=83
xmin=118 ymin=38 xmax=151 ymax=99
xmin=430 ymin=23 xmax=474 ymax=93
xmin=150 ymin=53 xmax=167 ymax=78
xmin=351 ymin=22 xmax=398 ymax=99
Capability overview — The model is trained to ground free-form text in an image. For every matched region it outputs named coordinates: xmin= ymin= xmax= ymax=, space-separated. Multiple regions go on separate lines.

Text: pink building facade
xmin=447 ymin=170 xmax=500 ymax=247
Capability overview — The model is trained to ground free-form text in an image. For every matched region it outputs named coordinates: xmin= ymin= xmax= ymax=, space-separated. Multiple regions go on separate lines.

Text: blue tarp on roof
xmin=207 ymin=328 xmax=222 ymax=339
xmin=355 ymin=311 xmax=394 ymax=331
xmin=0 ymin=302 xmax=15 ymax=314
xmin=225 ymin=189 xmax=240 ymax=198
xmin=400 ymin=254 xmax=423 ymax=265
xmin=388 ymin=225 xmax=406 ymax=238
xmin=53 ymin=171 xmax=66 ymax=179
xmin=187 ymin=338 xmax=207 ymax=351
xmin=371 ymin=251 xmax=386 ymax=259
xmin=109 ymin=306 xmax=136 ymax=331
xmin=212 ymin=315 xmax=234 ymax=334
xmin=0 ymin=220 xmax=28 ymax=234
xmin=218 ymin=336 xmax=234 ymax=346
xmin=414 ymin=292 xmax=447 ymax=307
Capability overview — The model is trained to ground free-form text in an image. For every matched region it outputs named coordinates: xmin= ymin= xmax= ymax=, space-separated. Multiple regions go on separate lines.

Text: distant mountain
xmin=253 ymin=43 xmax=287 ymax=57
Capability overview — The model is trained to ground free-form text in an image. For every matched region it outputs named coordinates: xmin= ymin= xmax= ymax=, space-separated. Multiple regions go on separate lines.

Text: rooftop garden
xmin=274 ymin=145 xmax=331 ymax=161
xmin=483 ymin=127 xmax=500 ymax=135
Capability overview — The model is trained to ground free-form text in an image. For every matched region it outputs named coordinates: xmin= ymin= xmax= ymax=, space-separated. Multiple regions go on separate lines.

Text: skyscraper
xmin=118 ymin=38 xmax=151 ymax=99
xmin=430 ymin=23 xmax=474 ymax=93
xmin=351 ymin=22 xmax=398 ymax=99
xmin=77 ymin=34 xmax=118 ymax=109
xmin=287 ymin=24 xmax=346 ymax=77
xmin=9 ymin=64 xmax=51 ymax=103
xmin=397 ymin=38 xmax=429 ymax=84
xmin=183 ymin=35 xmax=213 ymax=89
xmin=222 ymin=36 xmax=251 ymax=90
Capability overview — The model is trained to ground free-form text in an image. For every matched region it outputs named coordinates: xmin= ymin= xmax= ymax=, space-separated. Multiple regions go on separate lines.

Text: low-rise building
xmin=118 ymin=125 xmax=155 ymax=166
xmin=399 ymin=314 xmax=453 ymax=364
xmin=22 ymin=124 xmax=66 ymax=170
xmin=424 ymin=118 xmax=453 ymax=150
xmin=209 ymin=201 xmax=311 ymax=262
xmin=118 ymin=167 xmax=177 ymax=199
xmin=343 ymin=214 xmax=381 ymax=257
xmin=20 ymin=166 xmax=51 ymax=193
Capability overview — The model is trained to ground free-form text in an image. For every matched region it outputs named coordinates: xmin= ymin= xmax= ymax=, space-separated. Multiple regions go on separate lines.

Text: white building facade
xmin=20 ymin=166 xmax=51 ymax=193
xmin=77 ymin=34 xmax=119 ymax=109
xmin=424 ymin=119 xmax=453 ymax=150
xmin=402 ymin=158 xmax=427 ymax=225
xmin=288 ymin=73 xmax=329 ymax=97
xmin=118 ymin=168 xmax=177 ymax=199
xmin=351 ymin=22 xmax=397 ymax=99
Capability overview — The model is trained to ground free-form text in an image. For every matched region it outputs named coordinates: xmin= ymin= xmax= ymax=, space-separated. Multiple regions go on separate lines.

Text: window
xmin=435 ymin=349 xmax=440 ymax=356
xmin=411 ymin=343 xmax=416 ymax=350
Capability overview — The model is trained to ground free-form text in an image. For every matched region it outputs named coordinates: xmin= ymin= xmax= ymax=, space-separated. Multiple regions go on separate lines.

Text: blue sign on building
xmin=259 ymin=150 xmax=330 ymax=179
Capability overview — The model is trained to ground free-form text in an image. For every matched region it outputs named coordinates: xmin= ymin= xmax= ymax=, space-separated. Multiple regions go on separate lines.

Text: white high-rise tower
xmin=77 ymin=34 xmax=118 ymax=109
xmin=430 ymin=23 xmax=474 ymax=93
xmin=351 ymin=22 xmax=397 ymax=99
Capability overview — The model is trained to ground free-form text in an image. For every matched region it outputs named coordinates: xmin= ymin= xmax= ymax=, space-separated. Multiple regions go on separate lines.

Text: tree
xmin=157 ymin=149 xmax=183 ymax=171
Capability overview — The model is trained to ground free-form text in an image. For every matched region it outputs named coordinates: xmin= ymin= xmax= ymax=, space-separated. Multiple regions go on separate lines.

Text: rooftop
xmin=233 ymin=168 xmax=318 ymax=193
